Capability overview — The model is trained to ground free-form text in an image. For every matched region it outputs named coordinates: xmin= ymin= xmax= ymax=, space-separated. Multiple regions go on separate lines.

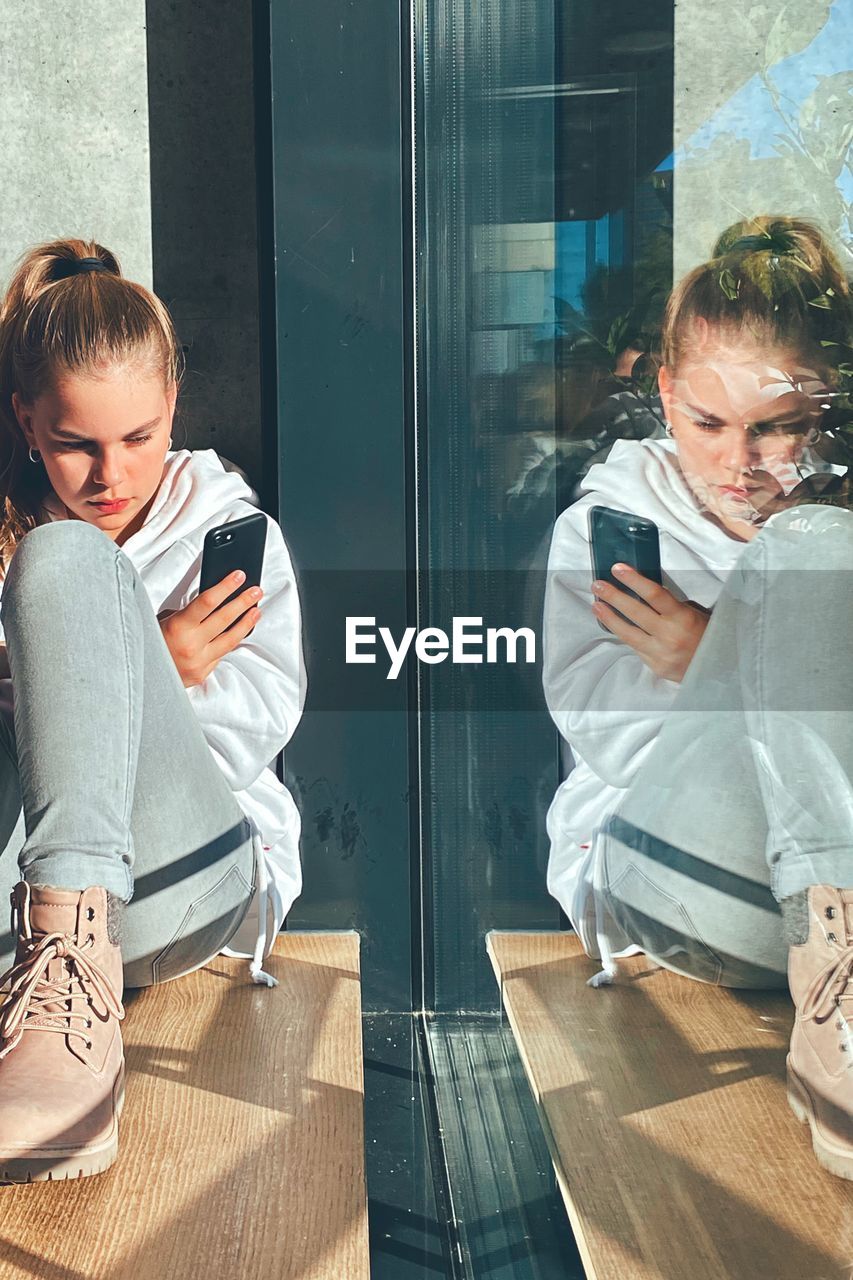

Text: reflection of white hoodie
xmin=543 ymin=436 xmax=841 ymax=962
xmin=9 ymin=450 xmax=306 ymax=977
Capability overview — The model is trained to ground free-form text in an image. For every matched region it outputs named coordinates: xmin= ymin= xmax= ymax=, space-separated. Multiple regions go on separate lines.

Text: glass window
xmin=271 ymin=0 xmax=852 ymax=1271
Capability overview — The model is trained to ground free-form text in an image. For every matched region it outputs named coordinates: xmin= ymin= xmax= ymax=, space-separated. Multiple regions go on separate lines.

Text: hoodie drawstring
xmin=586 ymin=825 xmax=621 ymax=987
xmin=587 ymin=933 xmax=619 ymax=987
xmin=249 ymin=832 xmax=278 ymax=988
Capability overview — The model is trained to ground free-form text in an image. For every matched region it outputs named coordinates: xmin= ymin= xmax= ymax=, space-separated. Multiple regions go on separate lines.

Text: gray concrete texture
xmin=0 ymin=0 xmax=152 ymax=289
xmin=674 ymin=0 xmax=850 ymax=275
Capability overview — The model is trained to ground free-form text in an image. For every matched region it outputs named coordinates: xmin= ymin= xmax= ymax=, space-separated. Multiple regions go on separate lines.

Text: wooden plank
xmin=488 ymin=931 xmax=853 ymax=1280
xmin=0 ymin=933 xmax=369 ymax=1280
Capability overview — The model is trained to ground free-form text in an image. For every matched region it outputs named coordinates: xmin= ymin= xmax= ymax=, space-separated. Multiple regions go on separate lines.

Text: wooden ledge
xmin=0 ymin=933 xmax=369 ymax=1280
xmin=488 ymin=930 xmax=853 ymax=1280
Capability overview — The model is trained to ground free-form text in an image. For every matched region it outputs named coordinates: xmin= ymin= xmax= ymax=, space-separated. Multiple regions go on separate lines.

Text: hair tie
xmin=725 ymin=231 xmax=795 ymax=258
xmin=52 ymin=257 xmax=109 ymax=281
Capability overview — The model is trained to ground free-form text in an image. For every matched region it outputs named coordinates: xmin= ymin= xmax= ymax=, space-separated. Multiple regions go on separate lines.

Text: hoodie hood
xmin=577 ymin=437 xmax=844 ymax=580
xmin=122 ymin=449 xmax=254 ymax=565
xmin=581 ymin=438 xmax=706 ymax=538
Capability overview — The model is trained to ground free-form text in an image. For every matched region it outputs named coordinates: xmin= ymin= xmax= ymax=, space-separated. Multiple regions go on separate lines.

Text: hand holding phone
xmin=160 ymin=571 xmax=264 ymax=687
xmin=159 ymin=513 xmax=268 ymax=687
xmin=588 ymin=505 xmax=710 ymax=681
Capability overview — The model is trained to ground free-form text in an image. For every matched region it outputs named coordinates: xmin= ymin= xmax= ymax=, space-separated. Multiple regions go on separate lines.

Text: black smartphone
xmin=588 ymin=504 xmax=662 ymax=624
xmin=199 ymin=512 xmax=267 ymax=614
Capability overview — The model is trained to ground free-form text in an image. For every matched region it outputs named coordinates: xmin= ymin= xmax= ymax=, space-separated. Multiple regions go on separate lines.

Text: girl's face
xmin=659 ymin=343 xmax=829 ymax=540
xmin=13 ymin=367 xmax=177 ymax=546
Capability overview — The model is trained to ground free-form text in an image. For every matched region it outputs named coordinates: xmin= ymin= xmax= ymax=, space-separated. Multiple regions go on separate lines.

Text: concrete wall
xmin=673 ymin=0 xmax=848 ymax=276
xmin=0 ymin=0 xmax=152 ymax=288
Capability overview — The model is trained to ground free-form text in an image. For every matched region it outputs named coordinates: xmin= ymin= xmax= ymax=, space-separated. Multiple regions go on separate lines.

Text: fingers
xmin=205 ymin=602 xmax=262 ymax=664
xmin=161 ymin=572 xmax=264 ymax=687
xmin=591 ymin=597 xmax=653 ymax=653
xmin=194 ymin=570 xmax=250 ymax=621
xmin=200 ymin=584 xmax=264 ymax=642
xmin=591 ymin=577 xmax=711 ymax=682
xmin=610 ymin=564 xmax=677 ymax=615
xmin=591 ymin=579 xmax=658 ymax=633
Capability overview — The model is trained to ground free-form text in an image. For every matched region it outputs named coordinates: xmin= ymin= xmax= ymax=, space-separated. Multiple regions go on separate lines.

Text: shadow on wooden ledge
xmin=488 ymin=930 xmax=853 ymax=1280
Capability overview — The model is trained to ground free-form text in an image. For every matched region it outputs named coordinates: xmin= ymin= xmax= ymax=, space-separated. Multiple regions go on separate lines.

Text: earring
xmin=27 ymin=446 xmax=41 ymax=463
xmin=805 ymin=426 xmax=822 ymax=446
xmin=168 ymin=437 xmax=174 ymax=449
xmin=664 ymin=421 xmax=674 ymax=438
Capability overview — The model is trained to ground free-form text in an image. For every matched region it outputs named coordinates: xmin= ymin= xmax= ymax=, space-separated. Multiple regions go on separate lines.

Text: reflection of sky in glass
xmin=682 ymin=0 xmax=852 ymax=201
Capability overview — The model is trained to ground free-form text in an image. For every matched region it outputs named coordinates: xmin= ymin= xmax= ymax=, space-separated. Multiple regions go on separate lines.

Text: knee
xmin=752 ymin=503 xmax=853 ymax=569
xmin=767 ymin=502 xmax=853 ymax=533
xmin=2 ymin=521 xmax=120 ymax=610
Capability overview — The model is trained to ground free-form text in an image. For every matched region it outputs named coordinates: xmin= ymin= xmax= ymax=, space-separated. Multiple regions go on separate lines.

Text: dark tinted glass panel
xmin=418 ymin=0 xmax=674 ymax=1010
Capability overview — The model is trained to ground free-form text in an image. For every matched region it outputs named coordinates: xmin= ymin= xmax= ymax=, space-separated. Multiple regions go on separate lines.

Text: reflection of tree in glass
xmin=555 ymin=263 xmax=667 ymax=391
xmin=678 ymin=2 xmax=850 ymax=267
xmin=762 ymin=68 xmax=851 ymax=249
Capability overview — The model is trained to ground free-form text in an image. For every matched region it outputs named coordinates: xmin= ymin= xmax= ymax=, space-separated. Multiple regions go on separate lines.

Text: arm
xmin=185 ymin=518 xmax=306 ymax=792
xmin=543 ymin=504 xmax=680 ymax=790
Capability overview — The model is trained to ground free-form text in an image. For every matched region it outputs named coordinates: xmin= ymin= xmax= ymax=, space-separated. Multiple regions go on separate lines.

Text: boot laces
xmin=801 ymin=935 xmax=853 ymax=1066
xmin=0 ymin=931 xmax=125 ymax=1059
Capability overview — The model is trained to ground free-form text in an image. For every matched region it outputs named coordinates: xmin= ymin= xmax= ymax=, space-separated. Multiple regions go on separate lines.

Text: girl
xmin=0 ymin=240 xmax=305 ymax=1181
xmin=543 ymin=216 xmax=853 ymax=1180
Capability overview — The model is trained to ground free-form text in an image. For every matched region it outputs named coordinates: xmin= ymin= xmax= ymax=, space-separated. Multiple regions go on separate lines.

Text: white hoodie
xmin=543 ymin=436 xmax=842 ymax=968
xmin=4 ymin=450 xmax=306 ymax=980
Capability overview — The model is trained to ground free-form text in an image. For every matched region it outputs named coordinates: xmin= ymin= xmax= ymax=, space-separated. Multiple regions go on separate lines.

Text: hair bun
xmin=663 ymin=215 xmax=850 ymax=372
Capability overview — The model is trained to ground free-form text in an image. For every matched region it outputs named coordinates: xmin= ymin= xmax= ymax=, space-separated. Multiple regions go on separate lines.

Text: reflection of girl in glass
xmin=0 ymin=240 xmax=304 ymax=1181
xmin=544 ymin=216 xmax=853 ymax=1180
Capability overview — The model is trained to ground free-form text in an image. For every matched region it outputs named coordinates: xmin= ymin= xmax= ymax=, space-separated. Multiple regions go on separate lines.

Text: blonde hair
xmin=0 ymin=238 xmax=183 ymax=567
xmin=662 ymin=216 xmax=851 ymax=373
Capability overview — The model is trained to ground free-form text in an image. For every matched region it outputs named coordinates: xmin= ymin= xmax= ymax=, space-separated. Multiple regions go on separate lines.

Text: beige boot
xmin=787 ymin=885 xmax=853 ymax=1180
xmin=0 ymin=883 xmax=125 ymax=1182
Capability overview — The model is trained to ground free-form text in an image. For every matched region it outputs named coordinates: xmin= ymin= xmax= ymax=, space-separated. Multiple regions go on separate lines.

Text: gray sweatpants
xmin=0 ymin=520 xmax=256 ymax=988
xmin=599 ymin=503 xmax=853 ymax=988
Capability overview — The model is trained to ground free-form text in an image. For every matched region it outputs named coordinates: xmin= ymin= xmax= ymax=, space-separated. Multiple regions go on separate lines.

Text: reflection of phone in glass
xmin=199 ymin=512 xmax=267 ymax=618
xmin=588 ymin=505 xmax=662 ymax=627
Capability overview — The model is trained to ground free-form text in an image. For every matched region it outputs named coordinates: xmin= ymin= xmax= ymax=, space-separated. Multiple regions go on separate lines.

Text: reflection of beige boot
xmin=787 ymin=886 xmax=853 ymax=1181
xmin=0 ymin=883 xmax=125 ymax=1182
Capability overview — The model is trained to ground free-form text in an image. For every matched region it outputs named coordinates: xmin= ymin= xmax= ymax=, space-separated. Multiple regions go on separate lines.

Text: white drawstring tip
xmin=587 ymin=963 xmax=618 ymax=988
xmin=249 ymin=964 xmax=278 ymax=987
xmin=246 ymin=831 xmax=277 ymax=987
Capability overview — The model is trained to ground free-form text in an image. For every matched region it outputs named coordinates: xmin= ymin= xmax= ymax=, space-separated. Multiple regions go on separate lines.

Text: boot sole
xmin=0 ymin=1058 xmax=125 ymax=1184
xmin=786 ymin=1057 xmax=853 ymax=1181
